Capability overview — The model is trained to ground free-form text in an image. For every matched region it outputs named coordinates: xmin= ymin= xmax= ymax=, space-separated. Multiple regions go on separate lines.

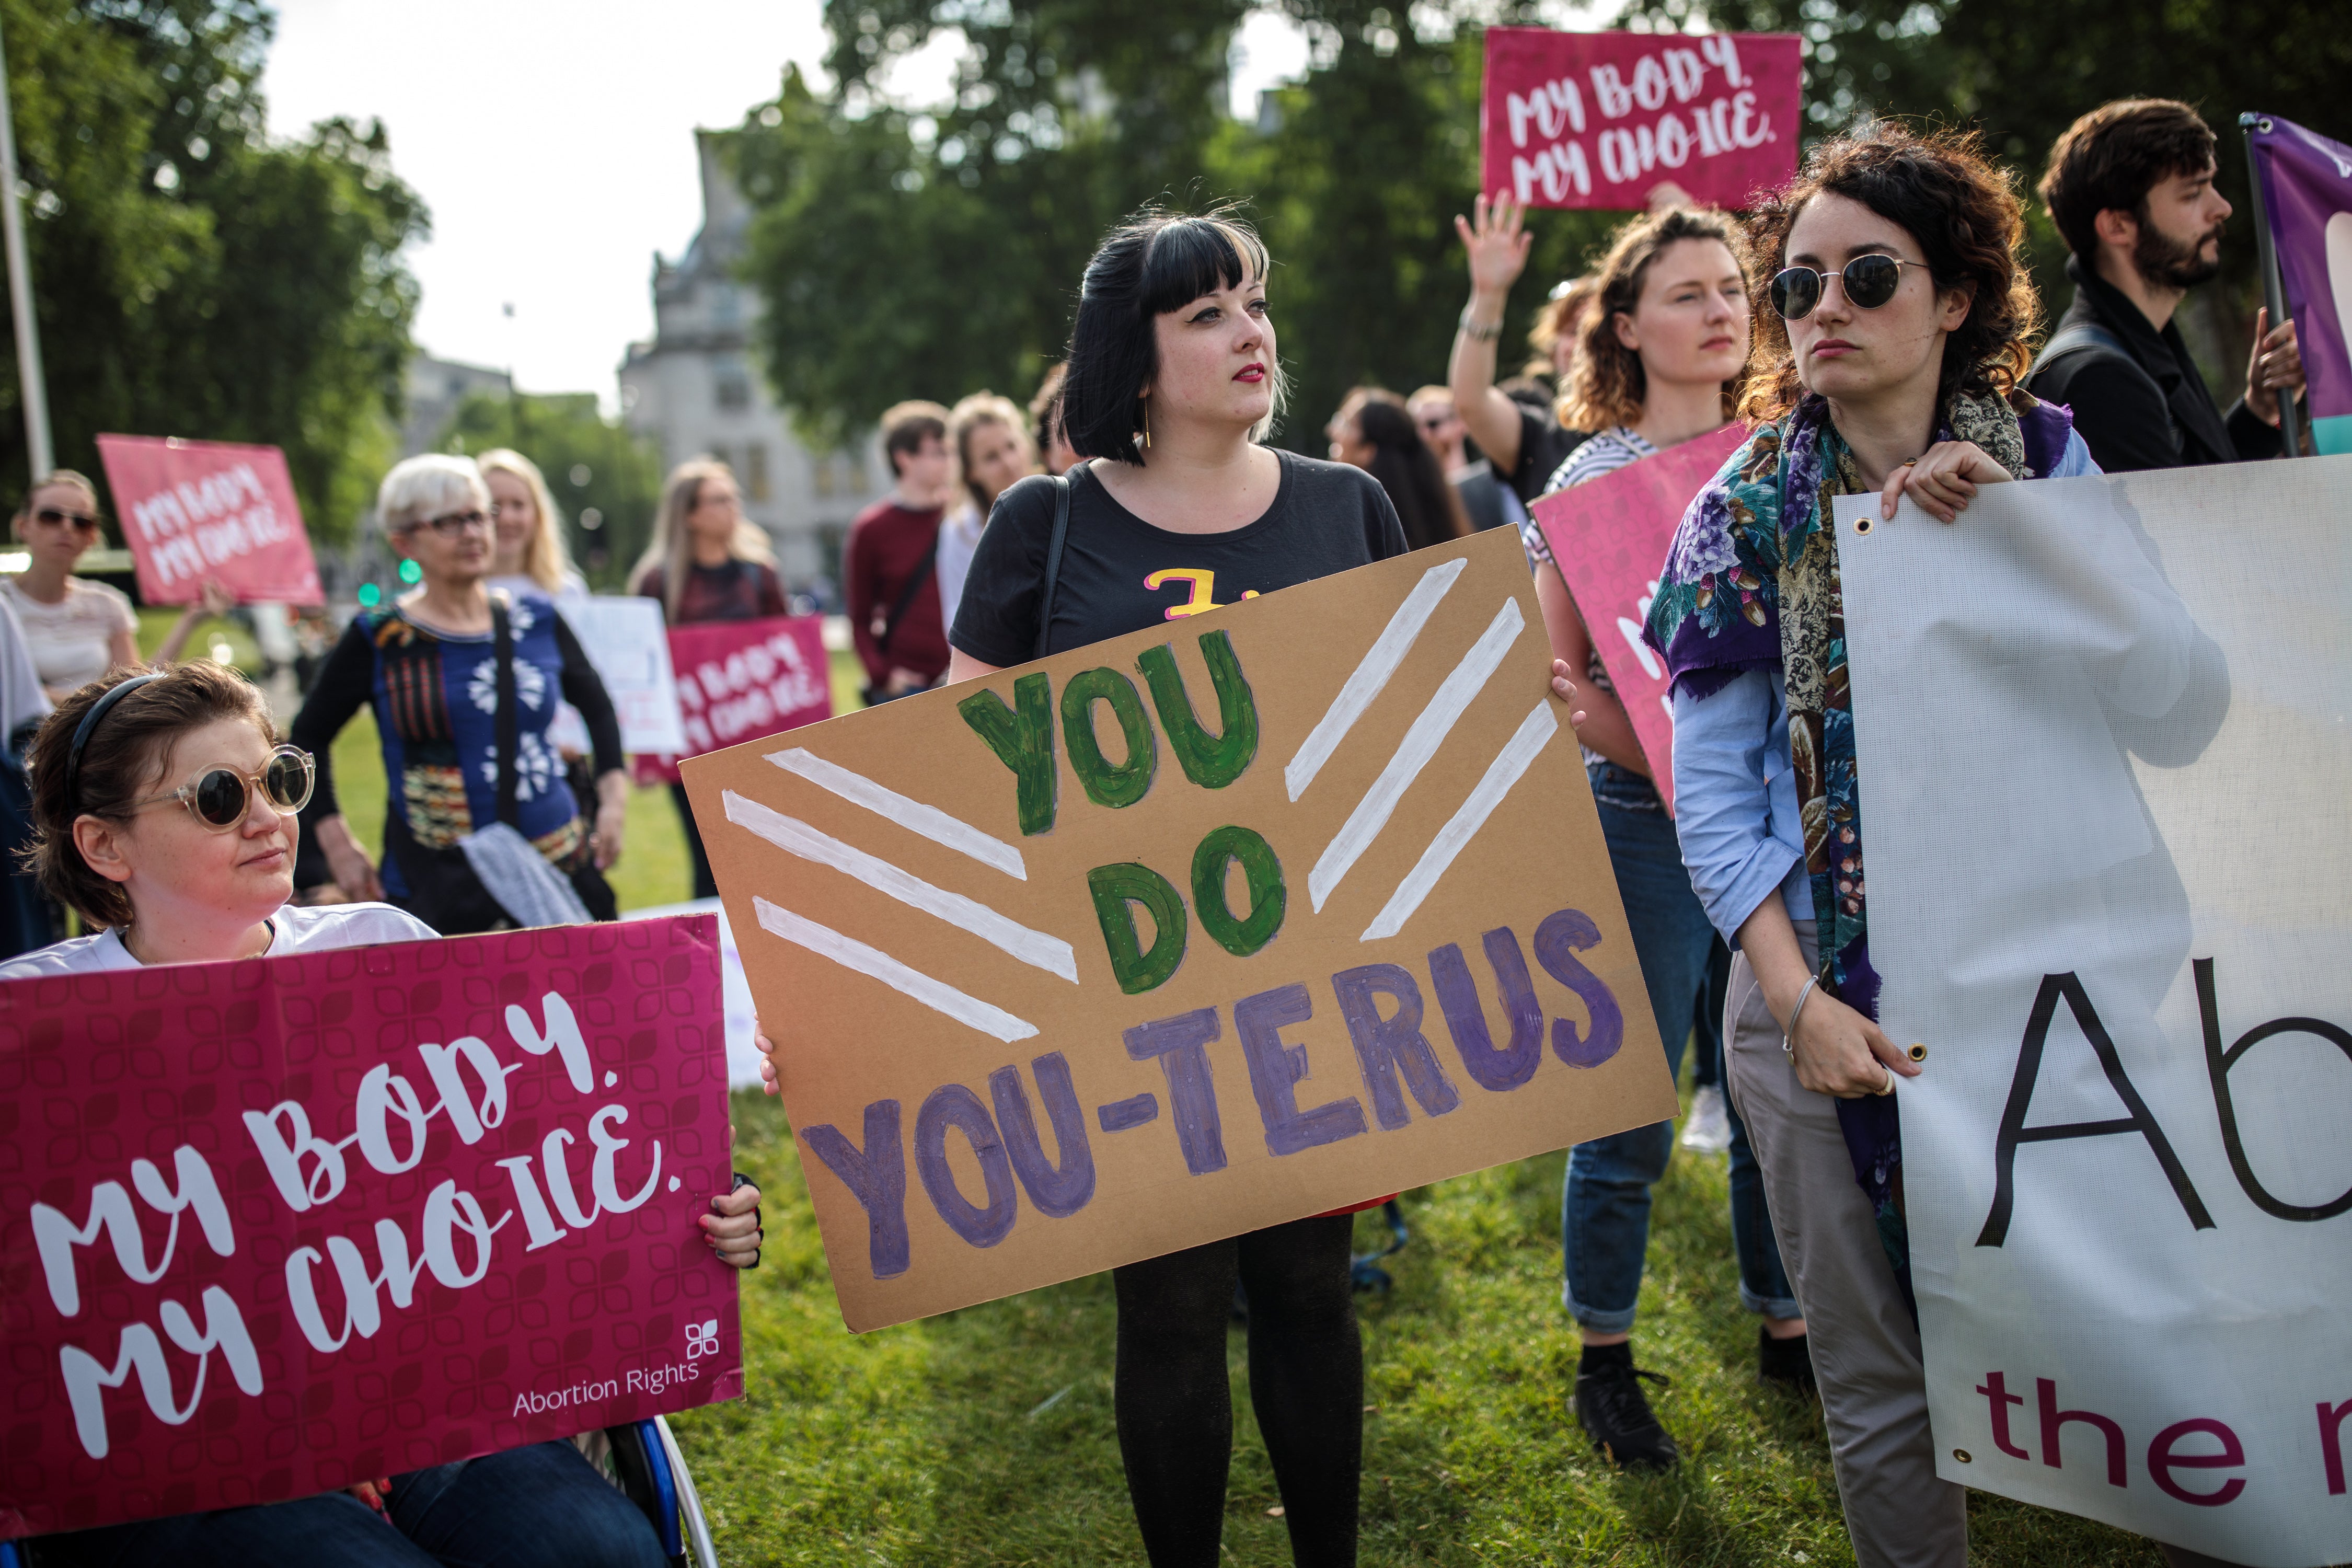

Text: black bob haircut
xmin=1059 ymin=208 xmax=1285 ymax=464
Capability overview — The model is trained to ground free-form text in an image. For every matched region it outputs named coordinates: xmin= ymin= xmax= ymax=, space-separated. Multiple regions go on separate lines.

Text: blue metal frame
xmin=634 ymin=1418 xmax=684 ymax=1562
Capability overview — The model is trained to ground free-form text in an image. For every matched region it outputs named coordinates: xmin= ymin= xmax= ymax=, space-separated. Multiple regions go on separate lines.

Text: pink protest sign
xmin=93 ymin=434 xmax=324 ymax=606
xmin=1533 ymin=425 xmax=1747 ymax=813
xmin=0 ymin=916 xmax=741 ymax=1540
xmin=633 ymin=614 xmax=833 ymax=786
xmin=1480 ymin=28 xmax=1801 ymax=211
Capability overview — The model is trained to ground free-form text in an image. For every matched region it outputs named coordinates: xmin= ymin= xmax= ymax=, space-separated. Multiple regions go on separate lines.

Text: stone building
xmin=619 ymin=131 xmax=881 ymax=598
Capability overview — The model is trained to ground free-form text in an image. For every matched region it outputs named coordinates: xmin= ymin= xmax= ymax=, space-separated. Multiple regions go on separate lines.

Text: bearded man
xmin=2028 ymin=99 xmax=2307 ymax=470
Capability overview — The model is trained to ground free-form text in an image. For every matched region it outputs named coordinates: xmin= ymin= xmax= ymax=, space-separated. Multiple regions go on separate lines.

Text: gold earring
xmin=1142 ymin=400 xmax=1151 ymax=450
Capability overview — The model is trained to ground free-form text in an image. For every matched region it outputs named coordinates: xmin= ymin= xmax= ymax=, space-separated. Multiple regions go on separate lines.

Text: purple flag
xmin=2247 ymin=114 xmax=2352 ymax=454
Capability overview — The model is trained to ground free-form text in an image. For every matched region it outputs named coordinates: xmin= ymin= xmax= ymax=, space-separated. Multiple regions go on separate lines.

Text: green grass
xmin=675 ymin=1078 xmax=2166 ymax=1567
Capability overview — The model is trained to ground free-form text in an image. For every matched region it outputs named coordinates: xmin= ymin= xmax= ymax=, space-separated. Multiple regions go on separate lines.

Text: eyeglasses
xmin=1769 ymin=255 xmax=1931 ymax=320
xmin=32 ymin=508 xmax=100 ymax=533
xmin=131 ymin=746 xmax=315 ymax=830
xmin=406 ymin=510 xmax=491 ymax=536
xmin=1417 ymin=416 xmax=1451 ymax=433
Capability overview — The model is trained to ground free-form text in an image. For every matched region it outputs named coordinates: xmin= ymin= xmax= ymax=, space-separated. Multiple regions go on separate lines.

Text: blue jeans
xmin=1562 ymin=768 xmax=1800 ymax=1333
xmin=29 ymin=1440 xmax=666 ymax=1568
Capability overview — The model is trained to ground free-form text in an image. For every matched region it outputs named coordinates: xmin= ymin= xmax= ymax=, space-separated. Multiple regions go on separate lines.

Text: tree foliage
xmin=437 ymin=390 xmax=665 ymax=592
xmin=0 ymin=0 xmax=425 ymax=540
xmin=724 ymin=0 xmax=2351 ymax=443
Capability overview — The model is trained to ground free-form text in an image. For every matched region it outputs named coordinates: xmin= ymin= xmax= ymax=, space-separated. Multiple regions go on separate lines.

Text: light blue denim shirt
xmin=1669 ymin=429 xmax=2100 ymax=945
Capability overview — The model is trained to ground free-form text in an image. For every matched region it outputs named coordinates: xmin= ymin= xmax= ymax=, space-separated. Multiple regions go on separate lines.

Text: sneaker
xmin=1680 ymin=1084 xmax=1732 ymax=1153
xmin=1757 ymin=1325 xmax=1816 ymax=1393
xmin=1573 ymin=1356 xmax=1680 ymax=1470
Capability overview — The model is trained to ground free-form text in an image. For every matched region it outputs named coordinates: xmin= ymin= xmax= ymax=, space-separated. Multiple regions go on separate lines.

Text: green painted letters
xmin=1136 ymin=631 xmax=1258 ymax=789
xmin=1061 ymin=667 xmax=1157 ymax=809
xmin=1191 ymin=824 xmax=1286 ymax=958
xmin=958 ymin=674 xmax=1057 ymax=836
xmin=1088 ymin=862 xmax=1188 ymax=994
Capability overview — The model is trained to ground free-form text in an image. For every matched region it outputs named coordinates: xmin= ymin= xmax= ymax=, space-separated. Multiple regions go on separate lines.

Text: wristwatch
xmin=1457 ymin=307 xmax=1504 ymax=342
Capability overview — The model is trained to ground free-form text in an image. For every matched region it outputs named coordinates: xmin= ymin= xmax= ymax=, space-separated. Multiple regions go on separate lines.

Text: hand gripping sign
xmin=0 ymin=916 xmax=740 ymax=1540
xmin=683 ymin=526 xmax=1678 ymax=1332
xmin=93 ymin=434 xmax=324 ymax=606
xmin=1532 ymin=424 xmax=1749 ymax=814
xmin=1480 ymin=28 xmax=1801 ymax=211
xmin=635 ymin=615 xmax=833 ymax=786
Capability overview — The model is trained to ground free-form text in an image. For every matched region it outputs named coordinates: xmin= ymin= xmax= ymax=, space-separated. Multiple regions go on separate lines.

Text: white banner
xmin=1837 ymin=456 xmax=2352 ymax=1566
xmin=561 ymin=595 xmax=687 ymax=755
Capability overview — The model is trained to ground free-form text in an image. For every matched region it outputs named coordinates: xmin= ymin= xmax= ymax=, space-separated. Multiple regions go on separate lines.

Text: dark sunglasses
xmin=408 ymin=509 xmax=490 ymax=536
xmin=1769 ymin=254 xmax=1931 ymax=320
xmin=33 ymin=507 xmax=100 ymax=532
xmin=131 ymin=746 xmax=315 ymax=829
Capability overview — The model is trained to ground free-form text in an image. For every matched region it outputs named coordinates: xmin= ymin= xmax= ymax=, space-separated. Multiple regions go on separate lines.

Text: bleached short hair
xmin=377 ymin=453 xmax=488 ymax=534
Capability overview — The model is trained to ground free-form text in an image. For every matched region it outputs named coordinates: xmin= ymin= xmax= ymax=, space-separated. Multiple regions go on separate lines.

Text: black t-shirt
xmin=1508 ymin=403 xmax=1589 ymax=503
xmin=950 ymin=450 xmax=1410 ymax=665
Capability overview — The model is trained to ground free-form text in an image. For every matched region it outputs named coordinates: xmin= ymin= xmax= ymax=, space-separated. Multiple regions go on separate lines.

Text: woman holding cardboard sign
xmin=1519 ymin=205 xmax=1809 ymax=1470
xmin=4 ymin=661 xmax=763 ymax=1567
xmin=930 ymin=209 xmax=1406 ymax=1567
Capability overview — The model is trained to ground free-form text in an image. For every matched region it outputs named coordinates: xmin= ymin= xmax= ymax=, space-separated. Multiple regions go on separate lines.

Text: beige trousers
xmin=1724 ymin=926 xmax=1968 ymax=1568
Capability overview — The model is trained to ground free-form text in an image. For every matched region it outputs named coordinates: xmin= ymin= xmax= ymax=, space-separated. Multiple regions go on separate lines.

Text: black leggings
xmin=1112 ymin=1213 xmax=1362 ymax=1568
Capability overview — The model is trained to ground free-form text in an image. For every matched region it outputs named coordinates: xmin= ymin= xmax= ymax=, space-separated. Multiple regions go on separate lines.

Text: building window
xmin=708 ymin=443 xmax=733 ymax=475
xmin=745 ymin=442 xmax=770 ymax=501
xmin=715 ymin=376 xmax=750 ymax=411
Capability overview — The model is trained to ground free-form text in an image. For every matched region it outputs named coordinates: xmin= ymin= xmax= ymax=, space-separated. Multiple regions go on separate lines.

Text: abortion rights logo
xmin=684 ymin=1319 xmax=720 ymax=1359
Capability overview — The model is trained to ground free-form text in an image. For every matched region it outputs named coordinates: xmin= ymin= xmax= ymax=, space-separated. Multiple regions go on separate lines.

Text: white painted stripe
xmin=1359 ymin=702 xmax=1558 ymax=941
xmin=1284 ymin=557 xmax=1467 ymax=802
xmin=1307 ymin=597 xmax=1525 ymax=913
xmin=725 ymin=791 xmax=1078 ymax=982
xmin=751 ymin=896 xmax=1039 ymax=1044
xmin=763 ymin=746 xmax=1027 ymax=880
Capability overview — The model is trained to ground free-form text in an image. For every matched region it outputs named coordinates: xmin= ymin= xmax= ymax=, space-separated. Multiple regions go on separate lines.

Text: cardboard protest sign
xmin=634 ymin=615 xmax=832 ymax=786
xmin=1839 ymin=457 xmax=2352 ymax=1566
xmin=561 ymin=596 xmax=689 ymax=755
xmin=683 ymin=526 xmax=1677 ymax=1332
xmin=1480 ymin=28 xmax=1800 ymax=211
xmin=1532 ymin=424 xmax=1747 ymax=813
xmin=94 ymin=434 xmax=322 ymax=606
xmin=0 ymin=916 xmax=742 ymax=1540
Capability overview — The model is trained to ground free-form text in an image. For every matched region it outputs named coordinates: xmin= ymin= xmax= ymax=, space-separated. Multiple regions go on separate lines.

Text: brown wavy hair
xmin=1739 ymin=123 xmax=2041 ymax=424
xmin=1559 ymin=207 xmax=1749 ymax=432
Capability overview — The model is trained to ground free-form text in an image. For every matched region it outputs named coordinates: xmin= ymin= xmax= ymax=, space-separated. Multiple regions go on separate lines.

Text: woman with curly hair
xmin=1518 ymin=204 xmax=1809 ymax=1472
xmin=1622 ymin=125 xmax=2100 ymax=1566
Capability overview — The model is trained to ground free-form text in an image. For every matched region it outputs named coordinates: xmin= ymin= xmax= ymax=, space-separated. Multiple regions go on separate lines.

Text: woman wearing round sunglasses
xmin=2 ymin=469 xmax=233 ymax=702
xmin=1619 ymin=125 xmax=2099 ymax=1568
xmin=2 ymin=662 xmax=764 ymax=1566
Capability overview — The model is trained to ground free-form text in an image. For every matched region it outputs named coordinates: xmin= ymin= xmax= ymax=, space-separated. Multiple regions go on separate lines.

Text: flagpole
xmin=0 ymin=16 xmax=51 ymax=477
xmin=2239 ymin=113 xmax=2307 ymax=459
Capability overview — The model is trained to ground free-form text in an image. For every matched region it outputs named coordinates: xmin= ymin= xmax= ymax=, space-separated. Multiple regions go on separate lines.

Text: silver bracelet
xmin=1457 ymin=306 xmax=1504 ymax=342
xmin=1782 ymin=976 xmax=1820 ymax=1058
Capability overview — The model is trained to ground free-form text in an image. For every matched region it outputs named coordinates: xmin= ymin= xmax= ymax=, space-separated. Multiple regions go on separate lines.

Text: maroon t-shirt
xmin=845 ymin=498 xmax=948 ymax=689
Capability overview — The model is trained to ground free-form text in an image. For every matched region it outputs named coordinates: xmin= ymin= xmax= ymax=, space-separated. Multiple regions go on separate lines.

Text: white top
xmin=936 ymin=504 xmax=985 ymax=634
xmin=489 ymin=570 xmax=590 ymax=608
xmin=0 ymin=575 xmax=137 ymax=696
xmin=0 ymin=901 xmax=438 ymax=980
xmin=0 ymin=590 xmax=51 ymax=742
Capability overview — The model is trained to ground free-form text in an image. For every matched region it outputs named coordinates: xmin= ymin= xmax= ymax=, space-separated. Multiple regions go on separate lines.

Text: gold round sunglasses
xmin=129 ymin=745 xmax=315 ymax=830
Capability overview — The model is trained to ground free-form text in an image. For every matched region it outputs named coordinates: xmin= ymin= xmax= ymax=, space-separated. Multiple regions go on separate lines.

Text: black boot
xmin=1572 ymin=1343 xmax=1679 ymax=1470
xmin=1757 ymin=1324 xmax=1816 ymax=1393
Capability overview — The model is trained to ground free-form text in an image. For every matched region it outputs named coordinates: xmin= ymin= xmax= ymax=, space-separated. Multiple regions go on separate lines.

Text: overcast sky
xmin=261 ymin=2 xmax=1310 ymax=407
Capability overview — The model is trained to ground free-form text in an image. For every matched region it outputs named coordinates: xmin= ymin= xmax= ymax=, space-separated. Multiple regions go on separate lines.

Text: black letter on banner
xmin=958 ymin=674 xmax=1057 ymax=836
xmin=989 ymin=1053 xmax=1097 ymax=1218
xmin=1137 ymin=631 xmax=1258 ymax=788
xmin=800 ymin=1101 xmax=911 ymax=1278
xmin=1429 ymin=929 xmax=1543 ymax=1091
xmin=2196 ymin=958 xmax=2352 ymax=1221
xmin=915 ymin=1085 xmax=1018 ymax=1248
xmin=1976 ymin=972 xmax=2213 ymax=1248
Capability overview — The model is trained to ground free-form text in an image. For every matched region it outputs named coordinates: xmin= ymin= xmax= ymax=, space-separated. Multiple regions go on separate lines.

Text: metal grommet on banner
xmin=1854 ymin=515 xmax=1874 ymax=535
xmin=1954 ymin=1449 xmax=1973 ymax=1463
xmin=1908 ymin=1042 xmax=1928 ymax=1063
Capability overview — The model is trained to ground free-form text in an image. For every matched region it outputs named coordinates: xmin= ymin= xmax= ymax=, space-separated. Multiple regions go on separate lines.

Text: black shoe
xmin=1757 ymin=1325 xmax=1816 ymax=1393
xmin=1573 ymin=1355 xmax=1680 ymax=1470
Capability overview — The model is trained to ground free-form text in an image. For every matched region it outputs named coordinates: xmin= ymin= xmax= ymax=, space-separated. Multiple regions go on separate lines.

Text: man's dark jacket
xmin=2026 ymin=255 xmax=2282 ymax=472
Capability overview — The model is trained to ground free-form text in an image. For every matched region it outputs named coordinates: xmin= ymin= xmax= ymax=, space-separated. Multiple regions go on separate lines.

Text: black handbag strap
xmin=871 ymin=533 xmax=941 ymax=652
xmin=1032 ymin=473 xmax=1072 ymax=662
xmin=492 ymin=599 xmax=520 ymax=828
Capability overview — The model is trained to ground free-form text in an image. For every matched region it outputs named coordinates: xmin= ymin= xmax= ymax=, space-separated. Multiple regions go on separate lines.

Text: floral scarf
xmin=1644 ymin=387 xmax=2074 ymax=1302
